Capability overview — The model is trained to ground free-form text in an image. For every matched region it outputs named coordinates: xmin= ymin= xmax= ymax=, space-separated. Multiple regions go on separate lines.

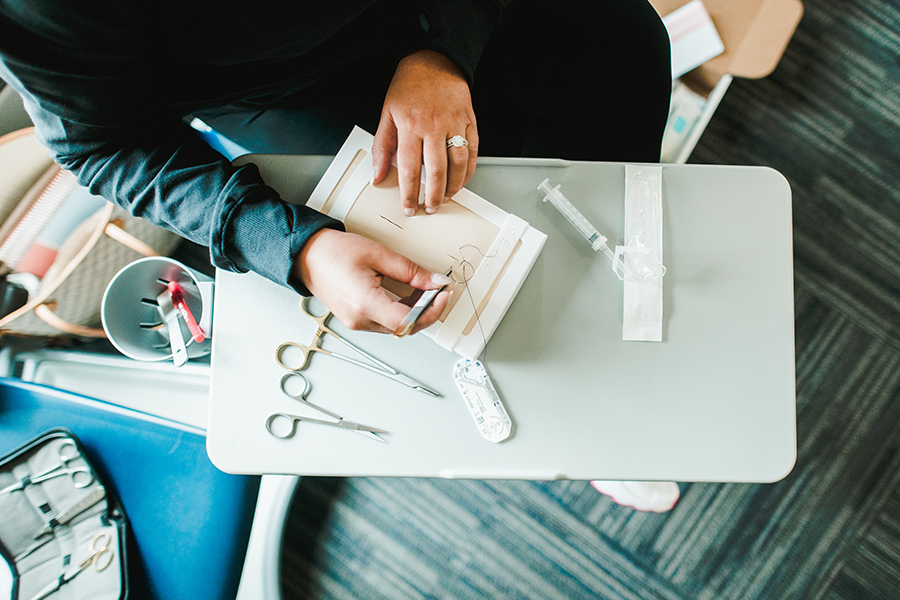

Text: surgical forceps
xmin=266 ymin=372 xmax=388 ymax=443
xmin=275 ymin=297 xmax=439 ymax=397
xmin=1 ymin=440 xmax=93 ymax=496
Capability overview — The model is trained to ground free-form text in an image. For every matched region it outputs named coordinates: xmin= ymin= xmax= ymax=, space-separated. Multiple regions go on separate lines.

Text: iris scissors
xmin=275 ymin=297 xmax=440 ymax=397
xmin=1 ymin=440 xmax=93 ymax=496
xmin=266 ymin=372 xmax=388 ymax=443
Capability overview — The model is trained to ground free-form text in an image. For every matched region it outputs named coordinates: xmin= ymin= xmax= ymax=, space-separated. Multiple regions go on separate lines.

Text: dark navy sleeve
xmin=0 ymin=64 xmax=343 ymax=297
xmin=0 ymin=0 xmax=507 ymax=296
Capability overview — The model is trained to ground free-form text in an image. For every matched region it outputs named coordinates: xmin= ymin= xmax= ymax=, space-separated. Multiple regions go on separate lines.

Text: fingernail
xmin=404 ymin=207 xmax=415 ymax=217
xmin=432 ymin=272 xmax=452 ymax=285
xmin=425 ymin=207 xmax=436 ymax=215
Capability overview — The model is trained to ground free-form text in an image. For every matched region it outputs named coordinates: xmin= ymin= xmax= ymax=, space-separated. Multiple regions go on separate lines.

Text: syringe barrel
xmin=538 ymin=179 xmax=607 ymax=251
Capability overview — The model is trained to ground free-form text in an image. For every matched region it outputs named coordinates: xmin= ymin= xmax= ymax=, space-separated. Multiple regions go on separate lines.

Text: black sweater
xmin=0 ymin=0 xmax=510 ymax=292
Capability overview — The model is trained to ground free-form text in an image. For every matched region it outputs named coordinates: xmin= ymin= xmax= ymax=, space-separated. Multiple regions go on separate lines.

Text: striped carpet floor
xmin=280 ymin=0 xmax=900 ymax=597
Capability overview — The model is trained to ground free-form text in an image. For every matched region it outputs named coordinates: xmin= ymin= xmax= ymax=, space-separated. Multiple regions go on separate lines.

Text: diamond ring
xmin=446 ymin=135 xmax=468 ymax=149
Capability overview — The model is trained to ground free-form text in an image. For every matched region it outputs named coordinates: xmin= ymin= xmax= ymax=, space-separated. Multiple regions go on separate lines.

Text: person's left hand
xmin=372 ymin=49 xmax=478 ymax=217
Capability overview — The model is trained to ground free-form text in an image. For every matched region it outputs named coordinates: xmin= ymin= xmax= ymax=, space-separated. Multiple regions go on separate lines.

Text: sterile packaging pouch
xmin=616 ymin=165 xmax=665 ymax=342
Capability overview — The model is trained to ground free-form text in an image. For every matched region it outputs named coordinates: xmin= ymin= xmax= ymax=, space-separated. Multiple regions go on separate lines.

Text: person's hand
xmin=372 ymin=49 xmax=478 ymax=216
xmin=294 ymin=228 xmax=451 ymax=334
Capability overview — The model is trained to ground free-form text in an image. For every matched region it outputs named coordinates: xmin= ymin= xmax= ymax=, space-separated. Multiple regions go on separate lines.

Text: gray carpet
xmin=280 ymin=0 xmax=900 ymax=598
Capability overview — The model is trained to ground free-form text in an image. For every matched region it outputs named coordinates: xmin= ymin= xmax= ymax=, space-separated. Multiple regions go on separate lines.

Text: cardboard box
xmin=651 ymin=0 xmax=804 ymax=163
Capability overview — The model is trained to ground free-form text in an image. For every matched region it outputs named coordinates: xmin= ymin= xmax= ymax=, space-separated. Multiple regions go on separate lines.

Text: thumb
xmin=371 ymin=115 xmax=397 ymax=184
xmin=373 ymin=246 xmax=450 ymax=291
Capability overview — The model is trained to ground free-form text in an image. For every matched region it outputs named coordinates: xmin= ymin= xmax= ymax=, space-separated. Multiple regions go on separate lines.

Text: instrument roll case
xmin=0 ymin=429 xmax=127 ymax=599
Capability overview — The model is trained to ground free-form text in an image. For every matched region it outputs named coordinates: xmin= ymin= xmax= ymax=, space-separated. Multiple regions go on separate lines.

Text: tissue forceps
xmin=1 ymin=440 xmax=93 ymax=496
xmin=267 ymin=372 xmax=388 ymax=443
xmin=275 ymin=297 xmax=439 ymax=397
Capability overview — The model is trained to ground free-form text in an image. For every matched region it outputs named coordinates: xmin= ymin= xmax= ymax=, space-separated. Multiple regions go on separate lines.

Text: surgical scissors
xmin=266 ymin=372 xmax=388 ymax=442
xmin=29 ymin=531 xmax=114 ymax=600
xmin=85 ymin=531 xmax=114 ymax=572
xmin=275 ymin=297 xmax=440 ymax=397
xmin=1 ymin=440 xmax=92 ymax=496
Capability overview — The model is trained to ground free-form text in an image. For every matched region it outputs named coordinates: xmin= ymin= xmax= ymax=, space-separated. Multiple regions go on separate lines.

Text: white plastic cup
xmin=101 ymin=257 xmax=215 ymax=363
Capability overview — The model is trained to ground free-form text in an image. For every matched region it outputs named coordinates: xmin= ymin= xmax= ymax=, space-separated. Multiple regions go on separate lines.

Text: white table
xmin=207 ymin=156 xmax=796 ymax=482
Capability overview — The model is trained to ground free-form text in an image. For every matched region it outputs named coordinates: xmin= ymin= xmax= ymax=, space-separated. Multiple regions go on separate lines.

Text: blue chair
xmin=0 ymin=377 xmax=261 ymax=600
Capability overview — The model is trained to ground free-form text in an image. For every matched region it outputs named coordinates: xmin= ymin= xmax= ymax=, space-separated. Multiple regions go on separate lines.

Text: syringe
xmin=537 ymin=178 xmax=616 ymax=262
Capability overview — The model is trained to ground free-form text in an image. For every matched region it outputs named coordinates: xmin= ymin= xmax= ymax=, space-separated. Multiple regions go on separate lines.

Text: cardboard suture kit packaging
xmin=651 ymin=0 xmax=804 ymax=163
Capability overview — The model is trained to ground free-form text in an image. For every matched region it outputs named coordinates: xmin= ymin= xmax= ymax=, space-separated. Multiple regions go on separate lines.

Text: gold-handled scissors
xmin=266 ymin=372 xmax=388 ymax=443
xmin=86 ymin=531 xmax=114 ymax=571
xmin=275 ymin=297 xmax=440 ymax=397
xmin=29 ymin=530 xmax=114 ymax=600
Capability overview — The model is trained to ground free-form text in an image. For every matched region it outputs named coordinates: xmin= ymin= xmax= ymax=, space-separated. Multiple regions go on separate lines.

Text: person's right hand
xmin=293 ymin=228 xmax=451 ymax=334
